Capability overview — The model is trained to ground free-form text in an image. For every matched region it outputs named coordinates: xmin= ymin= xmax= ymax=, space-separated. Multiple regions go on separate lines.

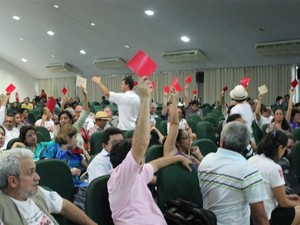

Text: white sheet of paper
xmin=258 ymin=84 xmax=268 ymax=95
xmin=76 ymin=75 xmax=87 ymax=89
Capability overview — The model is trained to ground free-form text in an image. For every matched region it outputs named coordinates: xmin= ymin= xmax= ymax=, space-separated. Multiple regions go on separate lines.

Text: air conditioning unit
xmin=46 ymin=63 xmax=74 ymax=73
xmin=255 ymin=39 xmax=300 ymax=56
xmin=162 ymin=49 xmax=206 ymax=64
xmin=93 ymin=57 xmax=127 ymax=69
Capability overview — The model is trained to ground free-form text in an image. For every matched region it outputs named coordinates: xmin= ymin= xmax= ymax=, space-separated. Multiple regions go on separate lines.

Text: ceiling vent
xmin=255 ymin=39 xmax=300 ymax=56
xmin=46 ymin=63 xmax=74 ymax=73
xmin=93 ymin=57 xmax=127 ymax=69
xmin=162 ymin=49 xmax=206 ymax=64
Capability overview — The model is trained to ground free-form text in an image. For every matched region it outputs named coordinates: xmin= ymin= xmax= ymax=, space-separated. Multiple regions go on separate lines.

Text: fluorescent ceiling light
xmin=21 ymin=58 xmax=27 ymax=62
xmin=19 ymin=37 xmax=24 ymax=41
xmin=53 ymin=4 xmax=60 ymax=8
xmin=145 ymin=10 xmax=154 ymax=16
xmin=47 ymin=31 xmax=55 ymax=36
xmin=90 ymin=22 xmax=96 ymax=26
xmin=12 ymin=16 xmax=20 ymax=21
xmin=125 ymin=44 xmax=130 ymax=49
xmin=181 ymin=36 xmax=190 ymax=42
xmin=80 ymin=50 xmax=86 ymax=55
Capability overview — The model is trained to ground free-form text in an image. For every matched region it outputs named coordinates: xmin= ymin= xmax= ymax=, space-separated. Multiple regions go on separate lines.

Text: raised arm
xmin=92 ymin=76 xmax=110 ymax=97
xmin=285 ymin=88 xmax=294 ymax=122
xmin=163 ymin=87 xmax=179 ymax=157
xmin=0 ymin=93 xmax=10 ymax=125
xmin=131 ymin=76 xmax=151 ymax=164
xmin=220 ymin=90 xmax=227 ymax=113
xmin=161 ymin=92 xmax=169 ymax=117
xmin=184 ymin=82 xmax=190 ymax=109
xmin=255 ymin=94 xmax=262 ymax=122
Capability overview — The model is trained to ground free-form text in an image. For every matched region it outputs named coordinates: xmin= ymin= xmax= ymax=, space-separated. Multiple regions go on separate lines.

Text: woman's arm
xmin=285 ymin=88 xmax=294 ymax=122
xmin=273 ymin=185 xmax=300 ymax=208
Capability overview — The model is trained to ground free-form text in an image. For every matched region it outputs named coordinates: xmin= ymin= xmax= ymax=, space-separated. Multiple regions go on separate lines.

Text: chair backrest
xmin=196 ymin=121 xmax=217 ymax=143
xmin=293 ymin=127 xmax=300 ymax=142
xmin=158 ymin=120 xmax=168 ymax=136
xmin=261 ymin=123 xmax=268 ymax=138
xmin=6 ymin=137 xmax=22 ymax=149
xmin=123 ymin=129 xmax=135 ymax=139
xmin=290 ymin=141 xmax=300 ymax=177
xmin=203 ymin=116 xmax=218 ymax=127
xmin=156 ymin=163 xmax=202 ymax=213
xmin=85 ymin=175 xmax=114 ymax=225
xmin=90 ymin=131 xmax=103 ymax=155
xmin=154 ymin=117 xmax=162 ymax=128
xmin=187 ymin=119 xmax=198 ymax=134
xmin=252 ymin=120 xmax=262 ymax=144
xmin=35 ymin=159 xmax=75 ymax=201
xmin=28 ymin=112 xmax=36 ymax=124
xmin=145 ymin=144 xmax=163 ymax=163
xmin=34 ymin=126 xmax=51 ymax=142
xmin=192 ymin=139 xmax=217 ymax=156
xmin=188 ymin=114 xmax=202 ymax=123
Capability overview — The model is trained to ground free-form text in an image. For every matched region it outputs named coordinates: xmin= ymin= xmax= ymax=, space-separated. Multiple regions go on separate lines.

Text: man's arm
xmin=0 ymin=93 xmax=10 ymax=125
xmin=250 ymin=201 xmax=270 ymax=225
xmin=149 ymin=155 xmax=192 ymax=173
xmin=60 ymin=199 xmax=97 ymax=225
xmin=92 ymin=76 xmax=110 ymax=97
xmin=161 ymin=93 xmax=168 ymax=116
xmin=184 ymin=82 xmax=190 ymax=109
xmin=131 ymin=76 xmax=151 ymax=164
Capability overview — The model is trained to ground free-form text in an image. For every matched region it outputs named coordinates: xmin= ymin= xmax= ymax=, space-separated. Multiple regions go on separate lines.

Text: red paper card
xmin=151 ymin=81 xmax=156 ymax=90
xmin=291 ymin=79 xmax=299 ymax=88
xmin=62 ymin=87 xmax=67 ymax=95
xmin=192 ymin=89 xmax=197 ymax=95
xmin=127 ymin=50 xmax=157 ymax=77
xmin=171 ymin=77 xmax=182 ymax=92
xmin=46 ymin=97 xmax=56 ymax=112
xmin=164 ymin=86 xmax=170 ymax=93
xmin=240 ymin=77 xmax=250 ymax=88
xmin=185 ymin=76 xmax=192 ymax=83
xmin=223 ymin=86 xmax=228 ymax=92
xmin=5 ymin=83 xmax=16 ymax=93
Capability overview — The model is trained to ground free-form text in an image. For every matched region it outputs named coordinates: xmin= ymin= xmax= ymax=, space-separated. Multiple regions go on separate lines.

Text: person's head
xmin=226 ymin=113 xmax=244 ymax=123
xmin=230 ymin=85 xmax=248 ymax=102
xmin=275 ymin=96 xmax=283 ymax=105
xmin=74 ymin=105 xmax=83 ymax=122
xmin=150 ymin=102 xmax=157 ymax=115
xmin=12 ymin=102 xmax=18 ymax=108
xmin=19 ymin=126 xmax=37 ymax=147
xmin=104 ymin=106 xmax=113 ymax=118
xmin=190 ymin=100 xmax=200 ymax=112
xmin=55 ymin=124 xmax=78 ymax=147
xmin=261 ymin=105 xmax=272 ymax=118
xmin=23 ymin=97 xmax=29 ymax=105
xmin=295 ymin=102 xmax=300 ymax=109
xmin=0 ymin=126 xmax=6 ymax=148
xmin=257 ymin=129 xmax=288 ymax=161
xmin=58 ymin=110 xmax=73 ymax=126
xmin=110 ymin=139 xmax=132 ymax=168
xmin=4 ymin=114 xmax=15 ymax=130
xmin=14 ymin=112 xmax=22 ymax=126
xmin=95 ymin=111 xmax=110 ymax=129
xmin=167 ymin=102 xmax=172 ymax=112
xmin=273 ymin=108 xmax=285 ymax=123
xmin=177 ymin=106 xmax=185 ymax=119
xmin=102 ymin=127 xmax=123 ymax=153
xmin=0 ymin=148 xmax=40 ymax=200
xmin=220 ymin=121 xmax=250 ymax=153
xmin=284 ymin=94 xmax=290 ymax=103
xmin=176 ymin=129 xmax=192 ymax=152
xmin=121 ymin=76 xmax=134 ymax=92
xmin=249 ymin=99 xmax=258 ymax=112
xmin=42 ymin=106 xmax=52 ymax=120
xmin=19 ymin=108 xmax=29 ymax=119
xmin=71 ymin=101 xmax=79 ymax=109
xmin=291 ymin=107 xmax=300 ymax=123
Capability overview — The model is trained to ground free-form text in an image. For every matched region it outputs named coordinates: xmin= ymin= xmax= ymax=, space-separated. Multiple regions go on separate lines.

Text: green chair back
xmin=34 ymin=126 xmax=51 ymax=141
xmin=192 ymin=139 xmax=217 ymax=156
xmin=90 ymin=131 xmax=103 ymax=155
xmin=187 ymin=119 xmax=198 ymax=134
xmin=290 ymin=141 xmax=300 ymax=177
xmin=261 ymin=123 xmax=268 ymax=137
xmin=85 ymin=175 xmax=114 ymax=225
xmin=28 ymin=112 xmax=36 ymax=124
xmin=35 ymin=159 xmax=75 ymax=201
xmin=252 ymin=120 xmax=262 ymax=145
xmin=196 ymin=121 xmax=217 ymax=143
xmin=145 ymin=144 xmax=163 ymax=163
xmin=123 ymin=129 xmax=135 ymax=139
xmin=6 ymin=137 xmax=22 ymax=149
xmin=187 ymin=114 xmax=202 ymax=123
xmin=158 ymin=120 xmax=168 ymax=136
xmin=156 ymin=163 xmax=202 ymax=213
xmin=293 ymin=127 xmax=300 ymax=142
xmin=154 ymin=117 xmax=162 ymax=128
xmin=203 ymin=116 xmax=218 ymax=127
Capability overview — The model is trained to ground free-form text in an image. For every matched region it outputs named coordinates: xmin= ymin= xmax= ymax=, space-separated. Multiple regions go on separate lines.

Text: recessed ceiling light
xmin=181 ymin=36 xmax=190 ymax=42
xmin=145 ymin=10 xmax=154 ymax=16
xmin=47 ymin=31 xmax=55 ymax=36
xmin=21 ymin=58 xmax=27 ymax=62
xmin=125 ymin=44 xmax=130 ymax=49
xmin=19 ymin=37 xmax=24 ymax=41
xmin=51 ymin=54 xmax=56 ymax=58
xmin=53 ymin=4 xmax=60 ymax=8
xmin=12 ymin=16 xmax=20 ymax=21
xmin=90 ymin=22 xmax=96 ymax=27
xmin=80 ymin=50 xmax=86 ymax=55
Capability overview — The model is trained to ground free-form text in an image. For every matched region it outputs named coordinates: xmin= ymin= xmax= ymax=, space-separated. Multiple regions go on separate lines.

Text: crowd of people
xmin=0 ymin=74 xmax=300 ymax=225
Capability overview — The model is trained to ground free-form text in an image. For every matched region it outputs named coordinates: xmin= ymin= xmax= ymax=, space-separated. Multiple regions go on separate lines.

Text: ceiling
xmin=1 ymin=0 xmax=300 ymax=79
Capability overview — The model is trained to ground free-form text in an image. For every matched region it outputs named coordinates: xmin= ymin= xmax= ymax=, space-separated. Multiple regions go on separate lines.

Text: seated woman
xmin=163 ymin=87 xmax=203 ymax=169
xmin=0 ymin=125 xmax=6 ymax=151
xmin=12 ymin=126 xmax=54 ymax=160
xmin=42 ymin=124 xmax=88 ymax=186
xmin=249 ymin=129 xmax=300 ymax=225
xmin=289 ymin=107 xmax=300 ymax=130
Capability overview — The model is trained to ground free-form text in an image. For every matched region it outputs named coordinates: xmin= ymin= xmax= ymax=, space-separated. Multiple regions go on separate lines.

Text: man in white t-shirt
xmin=0 ymin=148 xmax=96 ymax=225
xmin=92 ymin=75 xmax=140 ymax=131
xmin=35 ymin=106 xmax=55 ymax=139
xmin=2 ymin=114 xmax=20 ymax=149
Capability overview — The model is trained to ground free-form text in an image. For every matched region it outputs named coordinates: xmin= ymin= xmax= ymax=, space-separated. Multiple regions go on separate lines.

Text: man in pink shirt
xmin=107 ymin=77 xmax=192 ymax=225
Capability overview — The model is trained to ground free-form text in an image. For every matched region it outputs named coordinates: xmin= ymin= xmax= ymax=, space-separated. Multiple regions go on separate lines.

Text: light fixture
xmin=21 ymin=58 xmax=27 ymax=62
xmin=53 ymin=4 xmax=60 ymax=8
xmin=47 ymin=31 xmax=55 ymax=36
xmin=90 ymin=22 xmax=96 ymax=26
xmin=145 ymin=10 xmax=154 ymax=16
xmin=181 ymin=36 xmax=190 ymax=43
xmin=51 ymin=54 xmax=56 ymax=58
xmin=12 ymin=16 xmax=20 ymax=21
xmin=19 ymin=37 xmax=24 ymax=41
xmin=125 ymin=44 xmax=130 ymax=49
xmin=80 ymin=50 xmax=86 ymax=55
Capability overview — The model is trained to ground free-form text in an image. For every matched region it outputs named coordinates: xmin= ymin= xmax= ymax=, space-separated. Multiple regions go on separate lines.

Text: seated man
xmin=0 ymin=148 xmax=96 ymax=225
xmin=198 ymin=121 xmax=269 ymax=225
xmin=108 ymin=77 xmax=192 ymax=225
xmin=87 ymin=127 xmax=124 ymax=183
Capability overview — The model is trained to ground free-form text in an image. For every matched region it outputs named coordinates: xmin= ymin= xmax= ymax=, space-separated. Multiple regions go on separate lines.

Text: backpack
xmin=164 ymin=199 xmax=217 ymax=225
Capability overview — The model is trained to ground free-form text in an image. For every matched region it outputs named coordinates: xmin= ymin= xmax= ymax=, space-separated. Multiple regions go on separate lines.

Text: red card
xmin=5 ymin=83 xmax=16 ymax=93
xmin=192 ymin=90 xmax=197 ymax=95
xmin=151 ymin=81 xmax=156 ymax=90
xmin=127 ymin=50 xmax=157 ymax=77
xmin=46 ymin=97 xmax=56 ymax=112
xmin=185 ymin=76 xmax=192 ymax=83
xmin=164 ymin=86 xmax=170 ymax=93
xmin=291 ymin=79 xmax=299 ymax=88
xmin=223 ymin=86 xmax=228 ymax=92
xmin=240 ymin=77 xmax=250 ymax=88
xmin=62 ymin=87 xmax=67 ymax=95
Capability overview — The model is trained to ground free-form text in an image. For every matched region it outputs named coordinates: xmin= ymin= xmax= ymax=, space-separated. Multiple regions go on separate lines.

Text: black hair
xmin=58 ymin=110 xmax=74 ymax=124
xmin=102 ymin=127 xmax=123 ymax=145
xmin=110 ymin=139 xmax=132 ymax=168
xmin=19 ymin=126 xmax=36 ymax=144
xmin=0 ymin=126 xmax=6 ymax=136
xmin=226 ymin=114 xmax=242 ymax=123
xmin=257 ymin=129 xmax=288 ymax=161
xmin=276 ymin=96 xmax=283 ymax=102
xmin=122 ymin=76 xmax=134 ymax=90
xmin=190 ymin=100 xmax=200 ymax=106
xmin=291 ymin=107 xmax=300 ymax=118
xmin=177 ymin=106 xmax=186 ymax=118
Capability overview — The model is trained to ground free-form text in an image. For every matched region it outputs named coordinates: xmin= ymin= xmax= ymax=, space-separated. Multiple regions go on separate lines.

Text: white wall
xmin=0 ymin=57 xmax=37 ymax=102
